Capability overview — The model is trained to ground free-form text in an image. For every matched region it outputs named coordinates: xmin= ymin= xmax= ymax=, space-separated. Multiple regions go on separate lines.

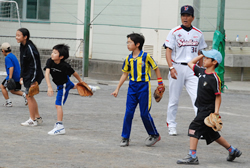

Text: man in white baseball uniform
xmin=164 ymin=5 xmax=207 ymax=136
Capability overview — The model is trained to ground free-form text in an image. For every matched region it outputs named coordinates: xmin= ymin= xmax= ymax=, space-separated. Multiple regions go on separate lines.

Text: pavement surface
xmin=0 ymin=74 xmax=249 ymax=168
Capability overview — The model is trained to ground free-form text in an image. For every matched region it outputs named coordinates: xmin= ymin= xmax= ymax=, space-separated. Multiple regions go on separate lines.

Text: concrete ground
xmin=0 ymin=75 xmax=249 ymax=168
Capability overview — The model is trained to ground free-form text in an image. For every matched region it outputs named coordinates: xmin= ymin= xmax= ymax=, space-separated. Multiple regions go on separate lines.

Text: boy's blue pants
xmin=121 ymin=80 xmax=159 ymax=139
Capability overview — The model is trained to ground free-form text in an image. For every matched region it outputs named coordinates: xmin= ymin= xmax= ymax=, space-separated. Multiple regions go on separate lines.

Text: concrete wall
xmin=91 ymin=0 xmax=181 ymax=64
xmin=0 ymin=0 xmax=81 ymax=38
xmin=0 ymin=0 xmax=85 ymax=57
xmin=224 ymin=0 xmax=250 ymax=42
xmin=140 ymin=0 xmax=179 ymax=65
xmin=91 ymin=0 xmax=142 ymax=61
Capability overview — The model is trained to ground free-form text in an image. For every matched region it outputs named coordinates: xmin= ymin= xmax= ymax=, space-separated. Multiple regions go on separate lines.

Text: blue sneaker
xmin=227 ymin=148 xmax=242 ymax=161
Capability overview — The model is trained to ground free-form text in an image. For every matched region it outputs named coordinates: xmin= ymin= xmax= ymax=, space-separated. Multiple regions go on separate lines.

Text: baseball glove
xmin=28 ymin=81 xmax=39 ymax=97
xmin=154 ymin=84 xmax=165 ymax=102
xmin=204 ymin=113 xmax=223 ymax=132
xmin=7 ymin=78 xmax=16 ymax=90
xmin=76 ymin=81 xmax=93 ymax=97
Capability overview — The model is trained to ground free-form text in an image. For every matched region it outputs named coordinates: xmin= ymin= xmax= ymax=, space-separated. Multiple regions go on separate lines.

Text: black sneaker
xmin=177 ymin=154 xmax=199 ymax=165
xmin=120 ymin=137 xmax=129 ymax=147
xmin=227 ymin=148 xmax=242 ymax=161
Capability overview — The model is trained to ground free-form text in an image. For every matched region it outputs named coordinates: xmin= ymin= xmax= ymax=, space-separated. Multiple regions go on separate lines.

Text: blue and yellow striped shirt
xmin=122 ymin=51 xmax=158 ymax=82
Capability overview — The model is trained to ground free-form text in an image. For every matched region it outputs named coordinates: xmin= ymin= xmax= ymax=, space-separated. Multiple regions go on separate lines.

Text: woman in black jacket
xmin=16 ymin=28 xmax=44 ymax=126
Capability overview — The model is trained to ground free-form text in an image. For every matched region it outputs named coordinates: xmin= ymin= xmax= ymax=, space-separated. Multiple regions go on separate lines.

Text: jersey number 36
xmin=191 ymin=47 xmax=197 ymax=53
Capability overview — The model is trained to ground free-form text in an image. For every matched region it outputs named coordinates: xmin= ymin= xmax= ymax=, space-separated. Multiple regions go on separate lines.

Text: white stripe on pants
xmin=167 ymin=64 xmax=198 ymax=128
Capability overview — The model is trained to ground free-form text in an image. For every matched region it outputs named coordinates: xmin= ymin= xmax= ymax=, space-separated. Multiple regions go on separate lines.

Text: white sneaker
xmin=22 ymin=93 xmax=28 ymax=106
xmin=169 ymin=127 xmax=177 ymax=136
xmin=36 ymin=117 xmax=43 ymax=125
xmin=24 ymin=97 xmax=28 ymax=106
xmin=48 ymin=123 xmax=65 ymax=135
xmin=21 ymin=118 xmax=37 ymax=126
xmin=3 ymin=102 xmax=12 ymax=107
xmin=89 ymin=85 xmax=96 ymax=93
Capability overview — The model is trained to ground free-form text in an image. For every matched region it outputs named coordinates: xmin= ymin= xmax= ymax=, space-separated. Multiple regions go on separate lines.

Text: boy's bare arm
xmin=111 ymin=72 xmax=128 ymax=97
xmin=72 ymin=71 xmax=83 ymax=83
xmin=8 ymin=67 xmax=14 ymax=79
xmin=197 ymin=51 xmax=203 ymax=67
xmin=154 ymin=67 xmax=162 ymax=79
xmin=45 ymin=68 xmax=53 ymax=96
xmin=214 ymin=94 xmax=221 ymax=115
xmin=188 ymin=55 xmax=204 ymax=69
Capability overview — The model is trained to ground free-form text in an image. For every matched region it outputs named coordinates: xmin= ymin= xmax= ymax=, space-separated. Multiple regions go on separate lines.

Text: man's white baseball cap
xmin=202 ymin=49 xmax=222 ymax=64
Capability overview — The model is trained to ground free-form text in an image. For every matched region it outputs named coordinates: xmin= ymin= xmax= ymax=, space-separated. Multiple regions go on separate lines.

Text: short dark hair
xmin=211 ymin=58 xmax=219 ymax=68
xmin=4 ymin=49 xmax=11 ymax=52
xmin=127 ymin=33 xmax=145 ymax=51
xmin=181 ymin=13 xmax=194 ymax=18
xmin=52 ymin=44 xmax=70 ymax=61
xmin=3 ymin=47 xmax=11 ymax=53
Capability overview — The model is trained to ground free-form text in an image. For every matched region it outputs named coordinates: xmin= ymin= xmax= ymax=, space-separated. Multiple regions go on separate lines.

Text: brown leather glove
xmin=153 ymin=84 xmax=165 ymax=103
xmin=28 ymin=81 xmax=39 ymax=97
xmin=204 ymin=113 xmax=223 ymax=132
xmin=76 ymin=81 xmax=93 ymax=97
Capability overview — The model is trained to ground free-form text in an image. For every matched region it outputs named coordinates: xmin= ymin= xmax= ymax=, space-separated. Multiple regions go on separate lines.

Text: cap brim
xmin=181 ymin=12 xmax=193 ymax=15
xmin=202 ymin=50 xmax=213 ymax=59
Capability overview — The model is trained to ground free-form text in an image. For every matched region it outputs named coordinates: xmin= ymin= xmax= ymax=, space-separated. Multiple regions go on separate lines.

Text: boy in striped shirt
xmin=111 ymin=33 xmax=163 ymax=147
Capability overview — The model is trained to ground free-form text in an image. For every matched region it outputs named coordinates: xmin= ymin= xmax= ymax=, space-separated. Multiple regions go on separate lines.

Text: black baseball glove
xmin=7 ymin=78 xmax=16 ymax=90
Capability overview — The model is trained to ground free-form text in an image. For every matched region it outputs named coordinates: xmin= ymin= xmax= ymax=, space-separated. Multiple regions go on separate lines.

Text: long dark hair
xmin=17 ymin=28 xmax=38 ymax=50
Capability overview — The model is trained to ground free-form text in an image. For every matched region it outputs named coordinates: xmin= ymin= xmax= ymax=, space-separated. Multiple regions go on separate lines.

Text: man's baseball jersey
xmin=193 ymin=65 xmax=221 ymax=112
xmin=164 ymin=25 xmax=207 ymax=63
xmin=122 ymin=50 xmax=158 ymax=82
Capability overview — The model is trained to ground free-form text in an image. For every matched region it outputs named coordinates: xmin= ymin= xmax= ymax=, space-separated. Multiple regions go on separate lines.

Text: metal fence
xmin=0 ymin=35 xmax=84 ymax=76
